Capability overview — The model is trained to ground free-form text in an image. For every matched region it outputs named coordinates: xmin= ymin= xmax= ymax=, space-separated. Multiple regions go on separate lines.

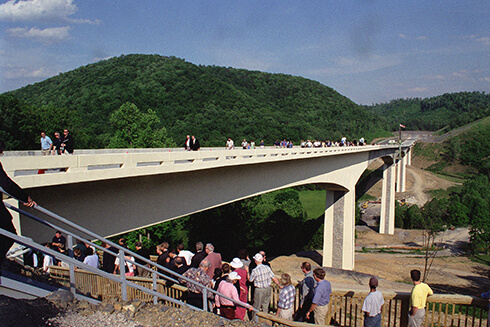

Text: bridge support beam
xmin=380 ymin=163 xmax=396 ymax=234
xmin=396 ymin=155 xmax=407 ymax=193
xmin=323 ymin=189 xmax=355 ymax=270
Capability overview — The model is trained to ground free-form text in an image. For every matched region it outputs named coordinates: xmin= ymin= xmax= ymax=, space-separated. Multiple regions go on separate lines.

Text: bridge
xmin=2 ymin=143 xmax=413 ymax=270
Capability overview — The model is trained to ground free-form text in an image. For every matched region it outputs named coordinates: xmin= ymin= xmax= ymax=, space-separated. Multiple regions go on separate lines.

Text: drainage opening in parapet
xmin=202 ymin=157 xmax=219 ymax=162
xmin=14 ymin=168 xmax=67 ymax=176
xmin=87 ymin=164 xmax=123 ymax=170
xmin=137 ymin=161 xmax=163 ymax=167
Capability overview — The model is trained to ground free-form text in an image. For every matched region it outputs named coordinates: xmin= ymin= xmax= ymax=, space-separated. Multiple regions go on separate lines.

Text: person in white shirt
xmin=362 ymin=276 xmax=384 ymax=327
xmin=176 ymin=243 xmax=194 ymax=266
xmin=114 ymin=254 xmax=135 ymax=276
xmin=83 ymin=247 xmax=99 ymax=268
xmin=42 ymin=243 xmax=54 ymax=274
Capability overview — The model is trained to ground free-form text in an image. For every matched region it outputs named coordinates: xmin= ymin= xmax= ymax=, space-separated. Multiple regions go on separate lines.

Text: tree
xmin=461 ymin=175 xmax=490 ymax=253
xmin=109 ymin=102 xmax=175 ymax=148
xmin=418 ymin=198 xmax=448 ymax=281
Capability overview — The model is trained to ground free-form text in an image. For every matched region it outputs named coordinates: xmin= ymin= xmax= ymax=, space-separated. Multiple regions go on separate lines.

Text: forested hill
xmin=3 ymin=54 xmax=391 ymax=150
xmin=365 ymin=92 xmax=490 ymax=132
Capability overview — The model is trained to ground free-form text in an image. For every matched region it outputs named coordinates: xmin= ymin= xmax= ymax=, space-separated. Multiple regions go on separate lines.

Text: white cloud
xmin=476 ymin=37 xmax=490 ymax=46
xmin=0 ymin=0 xmax=98 ymax=24
xmin=8 ymin=26 xmax=71 ymax=43
xmin=398 ymin=34 xmax=428 ymax=41
xmin=0 ymin=0 xmax=76 ymax=22
xmin=409 ymin=87 xmax=428 ymax=93
xmin=423 ymin=69 xmax=487 ymax=82
xmin=4 ymin=66 xmax=56 ymax=79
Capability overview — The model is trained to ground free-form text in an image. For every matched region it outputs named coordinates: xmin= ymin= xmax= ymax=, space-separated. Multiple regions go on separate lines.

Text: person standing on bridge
xmin=40 ymin=132 xmax=52 ymax=156
xmin=184 ymin=135 xmax=191 ymax=150
xmin=60 ymin=129 xmax=74 ymax=154
xmin=0 ymin=140 xmax=37 ymax=267
xmin=51 ymin=131 xmax=62 ymax=155
xmin=226 ymin=137 xmax=234 ymax=150
xmin=190 ymin=135 xmax=200 ymax=151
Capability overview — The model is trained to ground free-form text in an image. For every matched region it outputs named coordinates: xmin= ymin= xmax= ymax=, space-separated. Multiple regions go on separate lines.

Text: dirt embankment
xmin=270 ymin=227 xmax=490 ymax=295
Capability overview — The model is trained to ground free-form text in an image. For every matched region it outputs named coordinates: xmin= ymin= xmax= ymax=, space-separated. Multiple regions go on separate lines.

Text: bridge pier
xmin=323 ymin=188 xmax=355 ymax=270
xmin=396 ymin=154 xmax=407 ymax=193
xmin=379 ymin=162 xmax=396 ymax=234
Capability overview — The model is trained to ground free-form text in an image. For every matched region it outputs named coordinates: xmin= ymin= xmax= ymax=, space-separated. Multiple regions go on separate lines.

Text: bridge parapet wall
xmin=2 ymin=145 xmax=405 ymax=189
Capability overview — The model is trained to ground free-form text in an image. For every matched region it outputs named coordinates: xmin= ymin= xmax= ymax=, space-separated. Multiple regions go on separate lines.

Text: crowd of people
xmin=223 ymin=137 xmax=367 ymax=150
xmin=7 ymin=226 xmax=490 ymax=326
xmin=40 ymin=129 xmax=74 ymax=155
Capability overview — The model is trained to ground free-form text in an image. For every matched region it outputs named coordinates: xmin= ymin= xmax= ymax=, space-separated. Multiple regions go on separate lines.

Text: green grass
xmin=298 ymin=190 xmax=326 ymax=220
xmin=471 ymin=254 xmax=490 ymax=267
xmin=427 ymin=185 xmax=464 ymax=199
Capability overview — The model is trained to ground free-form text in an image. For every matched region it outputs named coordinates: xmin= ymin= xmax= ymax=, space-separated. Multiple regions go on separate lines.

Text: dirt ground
xmin=270 ymin=226 xmax=490 ymax=296
xmin=269 ymin=151 xmax=490 ymax=297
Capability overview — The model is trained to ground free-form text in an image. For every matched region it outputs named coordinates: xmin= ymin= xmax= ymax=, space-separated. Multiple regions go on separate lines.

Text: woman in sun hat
xmin=230 ymin=257 xmax=248 ymax=320
xmin=215 ymin=271 xmax=252 ymax=320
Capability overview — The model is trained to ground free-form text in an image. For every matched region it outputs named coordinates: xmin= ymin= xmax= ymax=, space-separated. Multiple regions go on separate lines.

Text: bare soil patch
xmin=270 ymin=227 xmax=489 ymax=296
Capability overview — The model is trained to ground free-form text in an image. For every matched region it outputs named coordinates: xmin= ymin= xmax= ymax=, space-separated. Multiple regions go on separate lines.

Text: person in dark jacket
xmin=0 ymin=140 xmax=36 ymax=266
xmin=190 ymin=135 xmax=200 ymax=151
xmin=60 ymin=129 xmax=74 ymax=154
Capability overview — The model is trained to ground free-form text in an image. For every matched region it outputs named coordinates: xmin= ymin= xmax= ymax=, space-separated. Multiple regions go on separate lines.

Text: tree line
xmin=365 ymin=91 xmax=490 ymax=132
xmin=4 ymin=54 xmax=391 ymax=151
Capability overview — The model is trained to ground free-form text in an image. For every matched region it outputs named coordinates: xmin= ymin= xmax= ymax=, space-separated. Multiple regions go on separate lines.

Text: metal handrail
xmin=1 ymin=187 xmax=256 ymax=312
xmin=0 ymin=227 xmax=183 ymax=306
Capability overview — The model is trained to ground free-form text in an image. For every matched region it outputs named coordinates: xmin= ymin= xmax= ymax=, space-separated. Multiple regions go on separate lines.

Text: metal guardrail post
xmin=67 ymin=234 xmax=76 ymax=296
xmin=118 ymin=249 xmax=128 ymax=301
xmin=152 ymin=271 xmax=158 ymax=305
xmin=202 ymin=288 xmax=208 ymax=312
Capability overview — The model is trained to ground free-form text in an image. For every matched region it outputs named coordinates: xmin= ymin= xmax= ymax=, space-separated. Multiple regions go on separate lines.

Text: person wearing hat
xmin=0 ymin=139 xmax=36 ymax=267
xmin=230 ymin=257 xmax=248 ymax=320
xmin=249 ymin=252 xmax=281 ymax=321
xmin=215 ymin=271 xmax=252 ymax=320
xmin=362 ymin=276 xmax=384 ymax=327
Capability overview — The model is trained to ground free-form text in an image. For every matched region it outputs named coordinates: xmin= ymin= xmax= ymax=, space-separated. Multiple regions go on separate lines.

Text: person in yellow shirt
xmin=409 ymin=269 xmax=433 ymax=327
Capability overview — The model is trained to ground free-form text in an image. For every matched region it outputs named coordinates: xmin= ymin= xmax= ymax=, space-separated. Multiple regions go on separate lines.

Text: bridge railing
xmin=267 ymin=286 xmax=488 ymax=327
xmin=1 ymin=144 xmax=402 ymax=186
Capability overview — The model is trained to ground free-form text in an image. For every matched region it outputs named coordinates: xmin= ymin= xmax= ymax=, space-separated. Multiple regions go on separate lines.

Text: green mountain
xmin=3 ymin=54 xmax=391 ymax=150
xmin=365 ymin=92 xmax=490 ymax=132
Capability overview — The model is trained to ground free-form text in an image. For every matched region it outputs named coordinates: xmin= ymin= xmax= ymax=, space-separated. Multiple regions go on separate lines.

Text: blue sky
xmin=0 ymin=0 xmax=488 ymax=105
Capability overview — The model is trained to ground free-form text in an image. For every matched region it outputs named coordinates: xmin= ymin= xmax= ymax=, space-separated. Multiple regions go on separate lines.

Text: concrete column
xmin=323 ymin=189 xmax=355 ymax=270
xmin=407 ymin=148 xmax=412 ymax=166
xmin=399 ymin=154 xmax=407 ymax=192
xmin=380 ymin=163 xmax=396 ymax=234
